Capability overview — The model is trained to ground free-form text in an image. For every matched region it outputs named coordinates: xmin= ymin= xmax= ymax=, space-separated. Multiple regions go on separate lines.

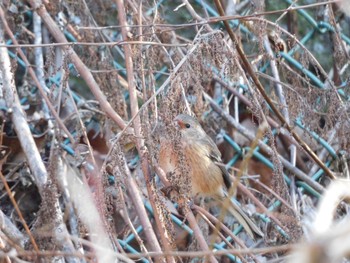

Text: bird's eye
xmin=185 ymin=123 xmax=191 ymax=128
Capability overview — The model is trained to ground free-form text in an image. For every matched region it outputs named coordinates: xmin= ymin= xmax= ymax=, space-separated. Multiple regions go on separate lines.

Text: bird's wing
xmin=205 ymin=136 xmax=233 ymax=190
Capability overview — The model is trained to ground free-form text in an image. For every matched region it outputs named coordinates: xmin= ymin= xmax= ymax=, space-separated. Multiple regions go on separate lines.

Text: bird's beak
xmin=173 ymin=117 xmax=183 ymax=129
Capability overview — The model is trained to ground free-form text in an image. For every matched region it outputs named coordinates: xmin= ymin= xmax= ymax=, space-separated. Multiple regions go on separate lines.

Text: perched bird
xmin=159 ymin=113 xmax=263 ymax=238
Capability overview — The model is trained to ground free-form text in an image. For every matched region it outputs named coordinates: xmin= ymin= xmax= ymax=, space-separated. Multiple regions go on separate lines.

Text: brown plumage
xmin=159 ymin=114 xmax=263 ymax=238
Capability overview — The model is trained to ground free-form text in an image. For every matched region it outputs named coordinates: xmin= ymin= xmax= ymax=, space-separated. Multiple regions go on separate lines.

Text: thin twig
xmin=28 ymin=0 xmax=128 ymax=131
xmin=0 ymin=210 xmax=26 ymax=248
xmin=213 ymin=0 xmax=335 ymax=180
xmin=0 ymin=172 xmax=36 ymax=250
xmin=236 ymin=183 xmax=288 ymax=228
xmin=0 ymin=238 xmax=294 ymax=259
xmin=118 ymin=149 xmax=162 ymax=256
xmin=204 ymin=92 xmax=325 ymax=194
xmin=195 ymin=210 xmax=248 ymax=263
xmin=33 ymin=12 xmax=52 ymax=129
xmin=119 ymin=188 xmax=151 ymax=262
xmin=193 ymin=205 xmax=252 ymax=251
xmin=0 ymin=6 xmax=75 ymax=145
xmin=154 ymin=165 xmax=219 ymax=263
xmin=214 ymin=76 xmax=309 ymax=172
xmin=186 ymin=212 xmax=219 ymax=263
xmin=115 ymin=1 xmax=173 ymax=262
xmin=0 ymin=17 xmax=47 ymax=192
xmin=0 ymin=40 xmax=188 ymax=48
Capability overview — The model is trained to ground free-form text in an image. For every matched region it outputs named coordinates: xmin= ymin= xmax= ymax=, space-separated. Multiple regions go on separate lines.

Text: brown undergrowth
xmin=1 ymin=0 xmax=350 ymax=262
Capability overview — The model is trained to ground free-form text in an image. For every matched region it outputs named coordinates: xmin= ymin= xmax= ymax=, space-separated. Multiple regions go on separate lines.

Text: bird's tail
xmin=220 ymin=195 xmax=264 ymax=239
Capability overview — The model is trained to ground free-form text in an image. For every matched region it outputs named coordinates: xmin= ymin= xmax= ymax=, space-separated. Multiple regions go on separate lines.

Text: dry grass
xmin=0 ymin=0 xmax=350 ymax=262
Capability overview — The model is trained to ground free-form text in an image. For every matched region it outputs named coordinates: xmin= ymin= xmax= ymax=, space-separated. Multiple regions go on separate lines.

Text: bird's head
xmin=173 ymin=114 xmax=205 ymax=140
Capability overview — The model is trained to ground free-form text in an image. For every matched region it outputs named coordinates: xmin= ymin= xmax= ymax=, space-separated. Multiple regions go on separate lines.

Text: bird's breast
xmin=184 ymin=142 xmax=224 ymax=196
xmin=159 ymin=140 xmax=224 ymax=197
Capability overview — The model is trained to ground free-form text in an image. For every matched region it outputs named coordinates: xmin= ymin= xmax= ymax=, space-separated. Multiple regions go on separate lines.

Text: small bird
xmin=159 ymin=113 xmax=263 ymax=238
